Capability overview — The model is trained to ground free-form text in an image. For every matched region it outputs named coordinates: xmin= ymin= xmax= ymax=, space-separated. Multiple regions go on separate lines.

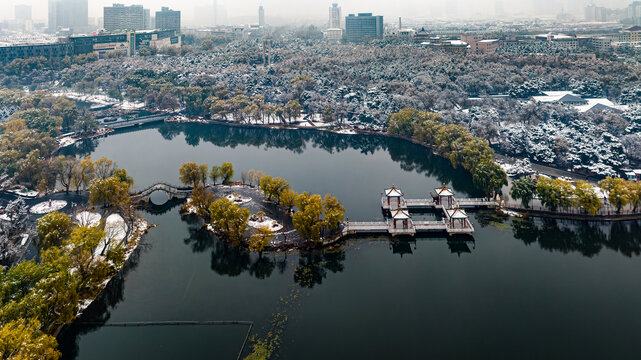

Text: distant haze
xmin=0 ymin=0 xmax=635 ymax=24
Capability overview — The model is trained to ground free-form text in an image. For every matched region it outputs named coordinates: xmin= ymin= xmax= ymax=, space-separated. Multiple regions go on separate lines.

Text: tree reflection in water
xmin=56 ymin=243 xmax=145 ymax=359
xmin=293 ymin=250 xmax=346 ymax=288
xmin=166 ymin=122 xmax=481 ymax=196
xmin=180 ymin=216 xmax=335 ymax=281
xmin=512 ymin=218 xmax=641 ymax=257
xmin=65 ymin=122 xmax=481 ymax=196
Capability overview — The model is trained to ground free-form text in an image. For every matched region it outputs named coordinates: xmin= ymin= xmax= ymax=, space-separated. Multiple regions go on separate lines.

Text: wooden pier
xmin=346 ymin=185 xmax=496 ymax=237
xmin=342 ymin=218 xmax=476 ymax=237
xmin=382 ymin=195 xmax=497 ymax=211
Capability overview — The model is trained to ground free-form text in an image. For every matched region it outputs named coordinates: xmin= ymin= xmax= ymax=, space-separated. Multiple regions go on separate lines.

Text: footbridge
xmin=131 ymin=183 xmax=193 ymax=202
xmin=105 ymin=114 xmax=169 ymax=130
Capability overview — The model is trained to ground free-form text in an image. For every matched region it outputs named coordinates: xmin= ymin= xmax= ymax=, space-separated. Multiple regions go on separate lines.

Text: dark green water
xmin=58 ymin=124 xmax=641 ymax=359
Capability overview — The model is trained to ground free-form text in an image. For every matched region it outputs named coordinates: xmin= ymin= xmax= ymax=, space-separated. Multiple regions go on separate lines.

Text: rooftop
xmin=447 ymin=208 xmax=468 ymax=220
xmin=435 ymin=187 xmax=454 ymax=197
xmin=385 ymin=186 xmax=403 ymax=197
xmin=391 ymin=209 xmax=411 ymax=220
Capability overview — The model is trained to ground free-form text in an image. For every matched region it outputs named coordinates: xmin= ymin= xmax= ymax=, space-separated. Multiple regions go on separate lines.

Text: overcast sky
xmin=0 ymin=0 xmax=634 ymax=23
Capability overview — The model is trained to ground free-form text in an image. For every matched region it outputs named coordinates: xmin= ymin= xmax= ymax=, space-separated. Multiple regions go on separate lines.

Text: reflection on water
xmin=293 ymin=250 xmax=346 ymax=288
xmin=62 ymin=123 xmax=481 ymax=197
xmin=512 ymin=218 xmax=641 ymax=257
xmin=58 ymin=244 xmax=144 ymax=359
xmin=55 ymin=123 xmax=641 ymax=360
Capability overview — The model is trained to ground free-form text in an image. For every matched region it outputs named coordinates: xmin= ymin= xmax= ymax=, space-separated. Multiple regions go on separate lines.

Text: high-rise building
xmin=585 ymin=5 xmax=608 ymax=22
xmin=48 ymin=0 xmax=88 ymax=33
xmin=213 ymin=0 xmax=218 ymax=25
xmin=156 ymin=7 xmax=181 ymax=34
xmin=144 ymin=9 xmax=151 ymax=29
xmin=104 ymin=4 xmax=146 ymax=32
xmin=259 ymin=6 xmax=265 ymax=27
xmin=345 ymin=13 xmax=383 ymax=42
xmin=15 ymin=5 xmax=32 ymax=21
xmin=627 ymin=1 xmax=641 ymax=25
xmin=329 ymin=3 xmax=342 ymax=29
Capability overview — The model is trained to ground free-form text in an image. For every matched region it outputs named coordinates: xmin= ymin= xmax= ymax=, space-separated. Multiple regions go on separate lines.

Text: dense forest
xmin=2 ymin=37 xmax=641 ymax=175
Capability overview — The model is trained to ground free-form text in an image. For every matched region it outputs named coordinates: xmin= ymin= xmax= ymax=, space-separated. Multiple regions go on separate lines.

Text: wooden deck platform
xmin=342 ymin=219 xmax=473 ymax=236
xmin=381 ymin=195 xmax=497 ymax=211
xmin=375 ymin=187 xmax=486 ymax=236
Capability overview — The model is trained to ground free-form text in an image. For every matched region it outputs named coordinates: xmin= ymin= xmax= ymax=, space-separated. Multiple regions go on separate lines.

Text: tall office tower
xmin=213 ymin=0 xmax=218 ymax=25
xmin=627 ymin=1 xmax=641 ymax=25
xmin=48 ymin=0 xmax=59 ymax=32
xmin=15 ymin=5 xmax=32 ymax=21
xmin=585 ymin=5 xmax=608 ymax=22
xmin=344 ymin=13 xmax=383 ymax=42
xmin=104 ymin=4 xmax=146 ymax=32
xmin=156 ymin=7 xmax=181 ymax=34
xmin=144 ymin=9 xmax=151 ymax=29
xmin=48 ymin=0 xmax=88 ymax=33
xmin=329 ymin=3 xmax=342 ymax=28
xmin=259 ymin=6 xmax=265 ymax=27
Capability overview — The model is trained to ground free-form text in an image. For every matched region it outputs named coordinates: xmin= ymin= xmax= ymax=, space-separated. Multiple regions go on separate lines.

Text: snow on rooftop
xmin=532 ymin=91 xmax=575 ymax=103
xmin=435 ymin=187 xmax=454 ymax=196
xmin=576 ymin=98 xmax=628 ymax=113
xmin=385 ymin=187 xmax=403 ymax=197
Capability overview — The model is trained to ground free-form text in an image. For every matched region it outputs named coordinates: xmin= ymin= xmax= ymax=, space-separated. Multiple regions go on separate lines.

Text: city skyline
xmin=0 ymin=0 xmax=637 ymax=23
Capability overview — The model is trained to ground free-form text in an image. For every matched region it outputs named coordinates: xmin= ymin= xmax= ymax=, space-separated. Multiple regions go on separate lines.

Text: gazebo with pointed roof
xmin=446 ymin=207 xmax=469 ymax=229
xmin=390 ymin=208 xmax=411 ymax=230
xmin=384 ymin=184 xmax=404 ymax=210
xmin=434 ymin=184 xmax=455 ymax=208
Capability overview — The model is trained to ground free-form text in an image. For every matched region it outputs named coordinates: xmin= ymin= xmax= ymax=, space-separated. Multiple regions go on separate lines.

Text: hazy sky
xmin=0 ymin=0 xmax=634 ymax=23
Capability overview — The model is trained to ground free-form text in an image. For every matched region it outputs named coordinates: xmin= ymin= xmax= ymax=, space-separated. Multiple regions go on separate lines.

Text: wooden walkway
xmin=367 ymin=188 xmax=491 ymax=236
xmin=382 ymin=195 xmax=498 ymax=211
xmin=343 ymin=218 xmax=474 ymax=236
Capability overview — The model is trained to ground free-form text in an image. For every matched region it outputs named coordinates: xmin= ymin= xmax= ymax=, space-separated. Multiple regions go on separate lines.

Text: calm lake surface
xmin=58 ymin=123 xmax=641 ymax=360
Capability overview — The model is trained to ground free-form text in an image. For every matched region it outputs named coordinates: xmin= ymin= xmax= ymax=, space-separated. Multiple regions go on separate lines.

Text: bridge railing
xmin=131 ymin=183 xmax=194 ymax=198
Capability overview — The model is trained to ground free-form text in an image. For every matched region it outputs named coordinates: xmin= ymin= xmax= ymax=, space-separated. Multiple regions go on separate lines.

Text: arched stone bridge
xmin=131 ymin=183 xmax=193 ymax=202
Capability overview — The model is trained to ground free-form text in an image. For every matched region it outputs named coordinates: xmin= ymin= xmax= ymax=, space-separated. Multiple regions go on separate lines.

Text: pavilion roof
xmin=435 ymin=187 xmax=454 ymax=197
xmin=385 ymin=186 xmax=403 ymax=197
xmin=391 ymin=209 xmax=411 ymax=220
xmin=447 ymin=208 xmax=468 ymax=219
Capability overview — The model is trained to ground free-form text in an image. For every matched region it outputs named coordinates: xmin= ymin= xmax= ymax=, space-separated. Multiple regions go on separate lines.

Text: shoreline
xmin=54 ymin=215 xmax=150 ymax=338
xmin=160 ymin=117 xmax=641 ymax=223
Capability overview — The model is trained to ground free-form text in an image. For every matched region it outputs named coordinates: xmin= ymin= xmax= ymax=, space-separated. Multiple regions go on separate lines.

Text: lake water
xmin=58 ymin=123 xmax=641 ymax=360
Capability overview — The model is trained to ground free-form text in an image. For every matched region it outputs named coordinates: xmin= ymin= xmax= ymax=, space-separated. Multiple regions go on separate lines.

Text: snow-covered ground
xmin=29 ymin=200 xmax=67 ymax=214
xmin=53 ymin=90 xmax=145 ymax=110
xmin=104 ymin=214 xmax=128 ymax=242
xmin=334 ymin=129 xmax=357 ymax=134
xmin=7 ymin=189 xmax=38 ymax=198
xmin=249 ymin=217 xmax=284 ymax=232
xmin=77 ymin=217 xmax=147 ymax=315
xmin=226 ymin=193 xmax=252 ymax=204
xmin=75 ymin=211 xmax=102 ymax=227
xmin=498 ymin=158 xmax=535 ymax=178
xmin=57 ymin=136 xmax=77 ymax=148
